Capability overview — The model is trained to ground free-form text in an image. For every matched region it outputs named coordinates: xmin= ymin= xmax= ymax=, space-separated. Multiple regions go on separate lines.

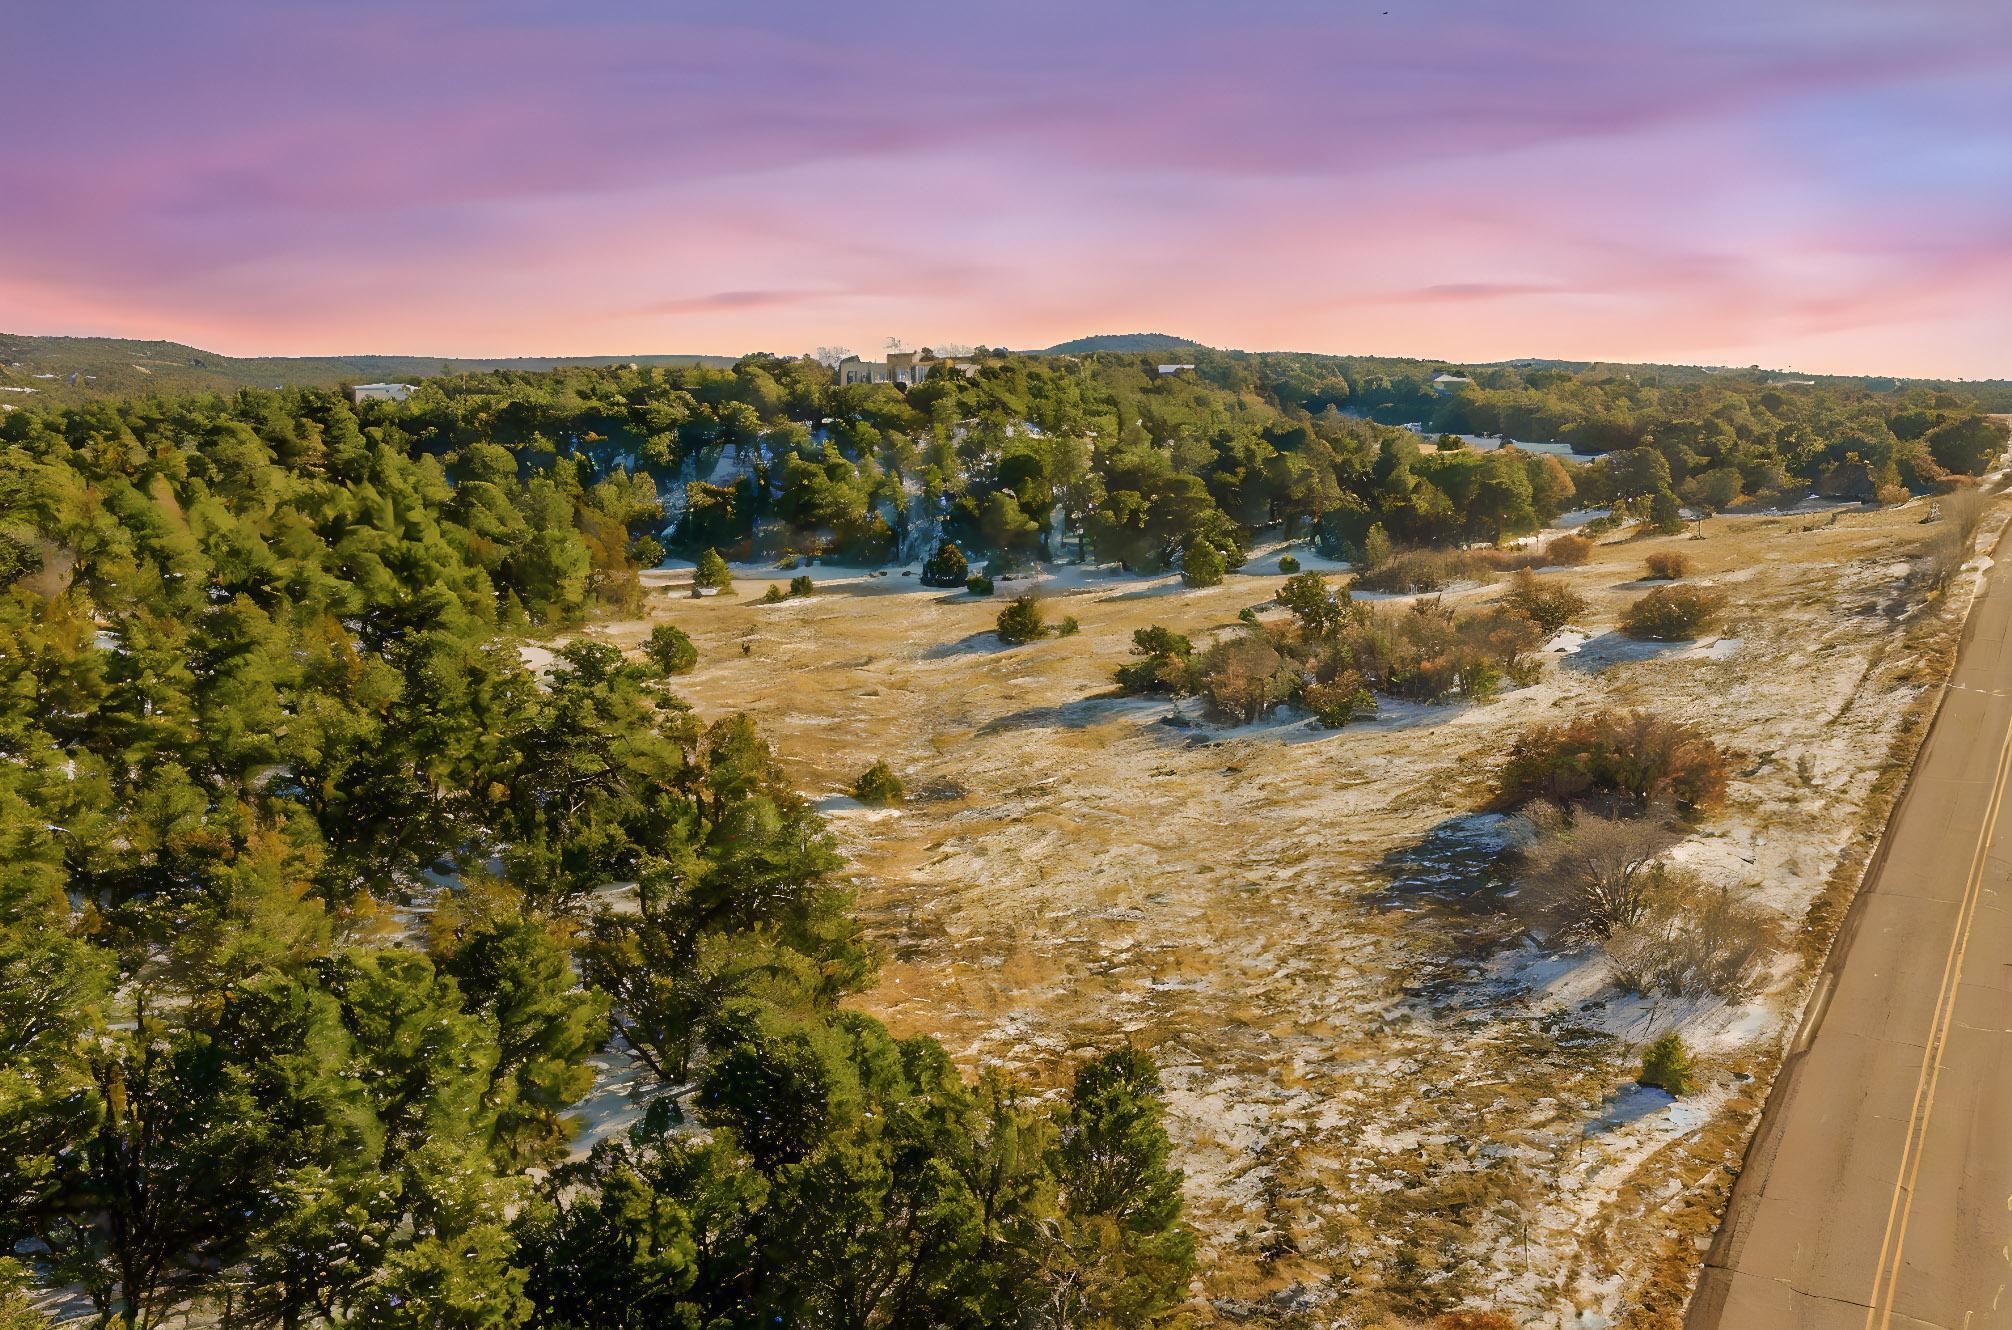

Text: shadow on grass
xmin=920 ymin=631 xmax=1016 ymax=660
xmin=1557 ymin=630 xmax=1692 ymax=674
xmin=977 ymin=692 xmax=1159 ymax=735
xmin=1585 ymin=1082 xmax=1673 ymax=1135
xmin=1364 ymin=812 xmax=1520 ymax=922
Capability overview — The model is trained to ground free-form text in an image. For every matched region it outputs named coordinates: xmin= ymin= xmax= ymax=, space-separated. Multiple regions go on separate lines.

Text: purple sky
xmin=4 ymin=0 xmax=2009 ymax=376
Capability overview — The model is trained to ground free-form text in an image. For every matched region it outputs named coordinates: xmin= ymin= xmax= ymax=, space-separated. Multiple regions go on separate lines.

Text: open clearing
xmin=585 ymin=500 xmax=1988 ymax=1328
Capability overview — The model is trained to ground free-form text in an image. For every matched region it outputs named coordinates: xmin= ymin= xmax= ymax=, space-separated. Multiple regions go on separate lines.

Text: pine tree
xmin=692 ymin=548 xmax=734 ymax=594
xmin=1640 ymin=1032 xmax=1696 ymax=1096
xmin=1182 ymin=538 xmax=1226 ymax=588
xmin=995 ymin=596 xmax=1047 ymax=644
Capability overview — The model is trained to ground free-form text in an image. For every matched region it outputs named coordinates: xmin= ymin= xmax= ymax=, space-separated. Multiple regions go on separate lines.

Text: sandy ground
xmin=576 ymin=502 xmax=1989 ymax=1328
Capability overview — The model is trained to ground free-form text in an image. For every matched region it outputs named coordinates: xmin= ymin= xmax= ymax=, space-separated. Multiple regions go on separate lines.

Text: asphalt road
xmin=1692 ymin=523 xmax=2012 ymax=1330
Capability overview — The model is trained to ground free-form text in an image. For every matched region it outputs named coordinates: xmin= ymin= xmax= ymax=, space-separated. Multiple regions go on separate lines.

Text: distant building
xmin=1155 ymin=364 xmax=1196 ymax=376
xmin=347 ymin=382 xmax=416 ymax=403
xmin=835 ymin=352 xmax=968 ymax=387
xmin=1431 ymin=373 xmax=1472 ymax=394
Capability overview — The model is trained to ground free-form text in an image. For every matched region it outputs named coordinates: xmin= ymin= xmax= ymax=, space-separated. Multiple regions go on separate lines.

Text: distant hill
xmin=0 ymin=334 xmax=740 ymax=405
xmin=1037 ymin=333 xmax=1207 ymax=355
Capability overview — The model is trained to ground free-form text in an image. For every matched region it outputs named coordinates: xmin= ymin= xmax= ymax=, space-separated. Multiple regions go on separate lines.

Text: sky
xmin=3 ymin=0 xmax=2009 ymax=377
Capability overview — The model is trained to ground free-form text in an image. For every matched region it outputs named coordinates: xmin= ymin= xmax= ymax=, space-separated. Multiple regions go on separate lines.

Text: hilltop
xmin=0 ymin=333 xmax=737 ymax=405
xmin=1038 ymin=332 xmax=1207 ymax=355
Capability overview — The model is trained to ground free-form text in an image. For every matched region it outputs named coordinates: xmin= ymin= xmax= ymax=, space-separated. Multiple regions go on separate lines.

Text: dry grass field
xmin=570 ymin=496 xmax=1996 ymax=1328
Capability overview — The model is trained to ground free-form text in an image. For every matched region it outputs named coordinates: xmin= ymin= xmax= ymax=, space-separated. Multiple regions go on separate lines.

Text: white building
xmin=347 ymin=382 xmax=416 ymax=403
xmin=1155 ymin=364 xmax=1196 ymax=376
xmin=834 ymin=351 xmax=972 ymax=387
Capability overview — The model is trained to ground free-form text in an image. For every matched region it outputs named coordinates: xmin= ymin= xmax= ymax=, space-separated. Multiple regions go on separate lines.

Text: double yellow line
xmin=1862 ymin=689 xmax=2012 ymax=1328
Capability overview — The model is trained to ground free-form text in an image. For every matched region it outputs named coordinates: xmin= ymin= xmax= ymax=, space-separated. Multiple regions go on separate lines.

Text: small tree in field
xmin=1644 ymin=551 xmax=1689 ymax=580
xmin=1620 ymin=584 xmax=1722 ymax=640
xmin=921 ymin=541 xmax=968 ymax=587
xmin=1544 ymin=533 xmax=1592 ymax=566
xmin=1182 ymin=539 xmax=1226 ymax=588
xmin=1278 ymin=553 xmax=1301 ymax=574
xmin=852 ymin=760 xmax=905 ymax=806
xmin=1500 ymin=569 xmax=1587 ymax=635
xmin=996 ymin=595 xmax=1046 ymax=644
xmin=1639 ymin=1032 xmax=1696 ymax=1096
xmin=642 ymin=624 xmax=697 ymax=675
xmin=692 ymin=548 xmax=734 ymax=594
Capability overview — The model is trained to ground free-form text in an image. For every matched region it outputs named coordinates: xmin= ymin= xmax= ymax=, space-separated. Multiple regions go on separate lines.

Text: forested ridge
xmin=0 ymin=390 xmax=1190 ymax=1328
xmin=0 ymin=350 xmax=2003 ymax=1327
xmin=311 ymin=346 xmax=2005 ymax=577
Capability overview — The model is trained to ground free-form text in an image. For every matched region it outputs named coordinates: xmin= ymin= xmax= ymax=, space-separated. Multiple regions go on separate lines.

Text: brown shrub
xmin=1500 ymin=568 xmax=1588 ymax=634
xmin=1495 ymin=709 xmax=1729 ymax=814
xmin=1435 ymin=1314 xmax=1517 ymax=1330
xmin=1194 ymin=634 xmax=1300 ymax=723
xmin=1353 ymin=548 xmax=1467 ymax=593
xmin=1544 ymin=533 xmax=1593 ymax=565
xmin=1606 ymin=878 xmax=1778 ymax=999
xmin=1510 ymin=811 xmax=1682 ymax=942
xmin=1644 ymin=550 xmax=1689 ymax=580
xmin=1620 ymin=584 xmax=1723 ymax=640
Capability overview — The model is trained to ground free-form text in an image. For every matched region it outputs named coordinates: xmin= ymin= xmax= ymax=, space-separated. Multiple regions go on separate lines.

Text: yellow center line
xmin=1865 ymin=689 xmax=2012 ymax=1329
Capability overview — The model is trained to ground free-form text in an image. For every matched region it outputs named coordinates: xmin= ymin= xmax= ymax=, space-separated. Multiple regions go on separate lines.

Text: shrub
xmin=1194 ymin=635 xmax=1298 ymax=722
xmin=1606 ymin=880 xmax=1777 ymax=999
xmin=1359 ymin=522 xmax=1394 ymax=570
xmin=1510 ymin=812 xmax=1681 ymax=943
xmin=1182 ymin=538 xmax=1226 ymax=588
xmin=1544 ymin=533 xmax=1592 ymax=566
xmin=1500 ymin=568 xmax=1587 ymax=635
xmin=777 ymin=554 xmax=800 ymax=570
xmin=1115 ymin=625 xmax=1194 ymax=693
xmin=921 ymin=541 xmax=968 ymax=587
xmin=692 ymin=548 xmax=734 ymax=593
xmin=789 ymin=574 xmax=815 ymax=597
xmin=1278 ymin=554 xmax=1301 ymax=574
xmin=628 ymin=534 xmax=667 ymax=568
xmin=995 ymin=595 xmax=1046 ymax=644
xmin=1306 ymin=673 xmax=1375 ymax=727
xmin=965 ymin=574 xmax=994 ymax=596
xmin=761 ymin=584 xmax=787 ymax=603
xmin=1055 ymin=615 xmax=1080 ymax=637
xmin=1945 ymin=485 xmax=1989 ymax=545
xmin=642 ymin=624 xmax=697 ymax=675
xmin=1644 ymin=550 xmax=1689 ymax=580
xmin=1354 ymin=548 xmax=1462 ymax=594
xmin=1276 ymin=571 xmax=1355 ymax=636
xmin=1496 ymin=709 xmax=1728 ymax=814
xmin=852 ymin=760 xmax=905 ymax=806
xmin=1435 ymin=1314 xmax=1517 ymax=1330
xmin=1639 ymin=1033 xmax=1696 ymax=1096
xmin=1620 ymin=584 xmax=1723 ymax=640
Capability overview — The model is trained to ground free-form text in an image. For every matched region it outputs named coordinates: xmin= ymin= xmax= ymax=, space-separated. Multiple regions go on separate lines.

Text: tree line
xmin=327 ymin=349 xmax=2008 ymax=585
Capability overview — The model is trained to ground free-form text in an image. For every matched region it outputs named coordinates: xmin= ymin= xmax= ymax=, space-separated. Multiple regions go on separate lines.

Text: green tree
xmin=852 ymin=761 xmax=905 ymax=806
xmin=1181 ymin=538 xmax=1225 ymax=588
xmin=1639 ymin=1033 xmax=1696 ymax=1096
xmin=921 ymin=541 xmax=969 ymax=587
xmin=995 ymin=596 xmax=1047 ymax=644
xmin=692 ymin=548 xmax=734 ymax=594
xmin=642 ymin=624 xmax=698 ymax=675
xmin=1051 ymin=1049 xmax=1195 ymax=1326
